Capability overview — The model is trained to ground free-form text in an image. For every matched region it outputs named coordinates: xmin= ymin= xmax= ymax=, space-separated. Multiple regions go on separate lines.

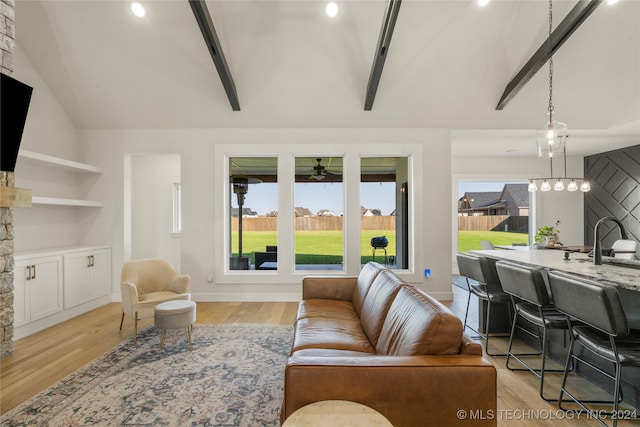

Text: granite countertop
xmin=470 ymin=249 xmax=640 ymax=292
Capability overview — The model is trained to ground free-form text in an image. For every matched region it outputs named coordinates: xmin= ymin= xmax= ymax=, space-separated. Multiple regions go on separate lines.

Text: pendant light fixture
xmin=528 ymin=144 xmax=590 ymax=193
xmin=528 ymin=0 xmax=589 ymax=193
xmin=535 ymin=0 xmax=567 ymax=158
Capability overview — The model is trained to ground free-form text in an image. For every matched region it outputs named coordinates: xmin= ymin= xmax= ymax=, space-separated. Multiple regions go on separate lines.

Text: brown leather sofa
xmin=281 ymin=262 xmax=497 ymax=426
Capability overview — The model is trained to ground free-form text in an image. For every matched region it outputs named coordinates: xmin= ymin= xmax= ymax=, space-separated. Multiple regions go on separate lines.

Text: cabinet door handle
xmin=31 ymin=265 xmax=36 ymax=280
xmin=88 ymin=256 xmax=92 ymax=267
xmin=26 ymin=265 xmax=32 ymax=281
xmin=90 ymin=255 xmax=95 ymax=267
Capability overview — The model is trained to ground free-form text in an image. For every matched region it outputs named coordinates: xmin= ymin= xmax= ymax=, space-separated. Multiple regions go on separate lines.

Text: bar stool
xmin=495 ymin=261 xmax=571 ymax=401
xmin=548 ymin=270 xmax=640 ymax=427
xmin=456 ymin=252 xmax=512 ymax=356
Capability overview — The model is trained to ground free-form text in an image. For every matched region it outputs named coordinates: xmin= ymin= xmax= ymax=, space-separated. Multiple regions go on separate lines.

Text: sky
xmin=234 ymin=182 xmax=396 ymax=216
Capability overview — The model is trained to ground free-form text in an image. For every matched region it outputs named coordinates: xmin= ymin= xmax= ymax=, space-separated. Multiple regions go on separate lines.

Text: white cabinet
xmin=14 ymin=255 xmax=64 ymax=328
xmin=63 ymin=248 xmax=112 ymax=309
xmin=14 ymin=246 xmax=112 ymax=339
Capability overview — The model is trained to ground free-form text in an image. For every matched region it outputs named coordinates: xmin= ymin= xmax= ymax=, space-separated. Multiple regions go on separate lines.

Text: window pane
xmin=360 ymin=157 xmax=409 ymax=269
xmin=173 ymin=183 xmax=181 ymax=233
xmin=294 ymin=157 xmax=344 ymax=270
xmin=229 ymin=157 xmax=277 ymax=271
xmin=456 ymin=181 xmax=530 ymax=252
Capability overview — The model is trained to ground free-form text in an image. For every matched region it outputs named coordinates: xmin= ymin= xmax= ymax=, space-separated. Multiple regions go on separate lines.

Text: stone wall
xmin=1 ymin=0 xmax=15 ymax=75
xmin=1 ymin=0 xmax=15 ymax=358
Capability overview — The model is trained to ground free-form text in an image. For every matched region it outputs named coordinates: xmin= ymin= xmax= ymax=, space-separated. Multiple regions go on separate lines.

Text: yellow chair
xmin=119 ymin=258 xmax=191 ymax=343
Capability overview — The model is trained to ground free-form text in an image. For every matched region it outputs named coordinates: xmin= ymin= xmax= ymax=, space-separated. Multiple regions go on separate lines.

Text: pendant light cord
xmin=547 ymin=0 xmax=554 ymax=122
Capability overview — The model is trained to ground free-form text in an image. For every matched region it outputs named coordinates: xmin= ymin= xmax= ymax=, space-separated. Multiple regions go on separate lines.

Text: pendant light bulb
xmin=580 ymin=181 xmax=591 ymax=192
xmin=553 ymin=179 xmax=564 ymax=191
xmin=541 ymin=180 xmax=551 ymax=192
xmin=528 ymin=180 xmax=538 ymax=192
xmin=567 ymin=180 xmax=578 ymax=192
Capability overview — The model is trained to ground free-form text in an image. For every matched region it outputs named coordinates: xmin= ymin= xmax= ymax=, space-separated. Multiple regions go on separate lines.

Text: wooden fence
xmin=458 ymin=215 xmax=528 ymax=233
xmin=231 ymin=216 xmax=396 ymax=231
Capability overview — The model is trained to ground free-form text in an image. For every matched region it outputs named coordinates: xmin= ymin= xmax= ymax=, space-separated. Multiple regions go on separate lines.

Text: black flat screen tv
xmin=1 ymin=73 xmax=33 ymax=172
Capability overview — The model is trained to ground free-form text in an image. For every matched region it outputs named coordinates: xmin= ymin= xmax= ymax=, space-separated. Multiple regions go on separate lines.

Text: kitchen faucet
xmin=593 ymin=216 xmax=628 ymax=265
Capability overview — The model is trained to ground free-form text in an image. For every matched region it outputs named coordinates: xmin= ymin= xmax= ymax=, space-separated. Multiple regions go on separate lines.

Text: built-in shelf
xmin=31 ymin=197 xmax=103 ymax=207
xmin=18 ymin=150 xmax=103 ymax=174
xmin=15 ymin=150 xmax=103 ymax=208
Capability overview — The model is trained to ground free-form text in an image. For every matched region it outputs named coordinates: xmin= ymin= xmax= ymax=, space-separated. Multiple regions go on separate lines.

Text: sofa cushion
xmin=296 ymin=299 xmax=359 ymax=322
xmin=352 ymin=262 xmax=386 ymax=318
xmin=376 ymin=286 xmax=463 ymax=356
xmin=291 ymin=317 xmax=375 ymax=354
xmin=290 ymin=348 xmax=376 ymax=357
xmin=359 ymin=270 xmax=405 ymax=347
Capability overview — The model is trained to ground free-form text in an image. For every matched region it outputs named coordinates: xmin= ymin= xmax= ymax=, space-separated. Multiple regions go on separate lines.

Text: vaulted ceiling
xmin=14 ymin=0 xmax=640 ymax=157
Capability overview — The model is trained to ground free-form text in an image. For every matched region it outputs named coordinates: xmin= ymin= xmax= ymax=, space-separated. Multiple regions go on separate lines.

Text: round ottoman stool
xmin=154 ymin=300 xmax=196 ymax=351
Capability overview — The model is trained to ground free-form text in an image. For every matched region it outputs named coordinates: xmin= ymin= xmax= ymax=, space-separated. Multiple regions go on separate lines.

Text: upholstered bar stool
xmin=456 ymin=252 xmax=512 ymax=356
xmin=495 ymin=261 xmax=571 ymax=401
xmin=548 ymin=270 xmax=640 ymax=427
xmin=154 ymin=300 xmax=197 ymax=351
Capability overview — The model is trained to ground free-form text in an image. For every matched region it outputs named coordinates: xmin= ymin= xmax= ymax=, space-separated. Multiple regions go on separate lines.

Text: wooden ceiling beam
xmin=189 ymin=0 xmax=241 ymax=111
xmin=364 ymin=0 xmax=402 ymax=111
xmin=495 ymin=0 xmax=602 ymax=110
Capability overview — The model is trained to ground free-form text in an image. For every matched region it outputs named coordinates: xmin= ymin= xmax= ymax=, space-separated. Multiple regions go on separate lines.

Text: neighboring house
xmin=294 ymin=207 xmax=314 ymax=217
xmin=317 ymin=209 xmax=335 ymax=216
xmin=458 ymin=191 xmax=503 ymax=216
xmin=500 ymin=183 xmax=529 ymax=216
xmin=231 ymin=207 xmax=258 ymax=217
xmin=458 ymin=184 xmax=529 ymax=216
xmin=361 ymin=206 xmax=382 ymax=216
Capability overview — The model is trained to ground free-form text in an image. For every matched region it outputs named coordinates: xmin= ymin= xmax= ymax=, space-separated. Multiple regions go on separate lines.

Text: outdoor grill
xmin=371 ymin=236 xmax=388 ymax=265
xmin=370 ymin=236 xmax=389 ymax=249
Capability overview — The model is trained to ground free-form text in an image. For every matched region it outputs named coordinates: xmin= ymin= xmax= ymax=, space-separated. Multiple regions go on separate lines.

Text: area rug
xmin=1 ymin=324 xmax=294 ymax=426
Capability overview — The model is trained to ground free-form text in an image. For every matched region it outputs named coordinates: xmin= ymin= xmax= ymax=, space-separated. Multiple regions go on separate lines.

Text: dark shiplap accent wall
xmin=584 ymin=145 xmax=640 ymax=252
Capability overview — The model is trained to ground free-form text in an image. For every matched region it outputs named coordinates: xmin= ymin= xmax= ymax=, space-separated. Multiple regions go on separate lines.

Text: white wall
xmin=83 ymin=128 xmax=454 ymax=302
xmin=129 ymin=154 xmax=181 ymax=269
xmin=12 ymin=44 xmax=83 ymax=252
xmin=12 ymin=45 xmax=78 ymax=159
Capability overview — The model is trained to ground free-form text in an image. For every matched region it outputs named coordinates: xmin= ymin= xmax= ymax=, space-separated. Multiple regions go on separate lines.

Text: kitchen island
xmin=470 ymin=249 xmax=640 ymax=327
xmin=469 ymin=248 xmax=640 ymax=409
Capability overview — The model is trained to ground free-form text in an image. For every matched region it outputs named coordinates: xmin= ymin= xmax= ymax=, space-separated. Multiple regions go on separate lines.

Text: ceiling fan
xmin=310 ymin=158 xmax=327 ymax=181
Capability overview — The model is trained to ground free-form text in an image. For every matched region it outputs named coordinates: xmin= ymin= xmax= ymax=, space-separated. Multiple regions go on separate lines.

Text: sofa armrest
xmin=170 ymin=274 xmax=191 ymax=294
xmin=302 ymin=276 xmax=358 ymax=301
xmin=460 ymin=333 xmax=483 ymax=355
xmin=283 ymin=355 xmax=497 ymax=427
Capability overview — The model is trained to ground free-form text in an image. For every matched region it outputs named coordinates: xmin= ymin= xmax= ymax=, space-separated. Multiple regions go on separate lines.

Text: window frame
xmin=214 ymin=144 xmax=421 ymax=285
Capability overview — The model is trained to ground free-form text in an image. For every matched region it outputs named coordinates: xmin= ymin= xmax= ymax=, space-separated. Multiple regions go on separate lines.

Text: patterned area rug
xmin=1 ymin=324 xmax=293 ymax=426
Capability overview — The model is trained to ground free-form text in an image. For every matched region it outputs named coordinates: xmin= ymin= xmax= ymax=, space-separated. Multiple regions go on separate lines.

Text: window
xmin=456 ymin=181 xmax=530 ymax=252
xmin=172 ymin=183 xmax=181 ymax=234
xmin=360 ymin=157 xmax=409 ymax=269
xmin=294 ymin=157 xmax=344 ymax=271
xmin=229 ymin=157 xmax=278 ymax=270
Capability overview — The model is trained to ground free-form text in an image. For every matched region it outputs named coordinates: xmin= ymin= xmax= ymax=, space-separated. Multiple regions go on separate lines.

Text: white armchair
xmin=120 ymin=258 xmax=191 ymax=343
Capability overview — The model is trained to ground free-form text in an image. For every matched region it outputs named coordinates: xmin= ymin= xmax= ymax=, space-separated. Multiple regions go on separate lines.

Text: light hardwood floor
xmin=1 ymin=297 xmax=637 ymax=426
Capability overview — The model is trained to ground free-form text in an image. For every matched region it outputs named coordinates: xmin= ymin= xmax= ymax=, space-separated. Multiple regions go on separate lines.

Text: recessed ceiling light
xmin=325 ymin=2 xmax=339 ymax=18
xmin=478 ymin=0 xmax=490 ymax=6
xmin=131 ymin=2 xmax=146 ymax=18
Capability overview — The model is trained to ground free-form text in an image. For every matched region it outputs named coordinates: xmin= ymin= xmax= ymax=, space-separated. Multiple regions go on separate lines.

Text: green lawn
xmin=231 ymin=230 xmax=529 ymax=264
xmin=231 ymin=230 xmax=396 ymax=264
xmin=458 ymin=231 xmax=529 ymax=253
